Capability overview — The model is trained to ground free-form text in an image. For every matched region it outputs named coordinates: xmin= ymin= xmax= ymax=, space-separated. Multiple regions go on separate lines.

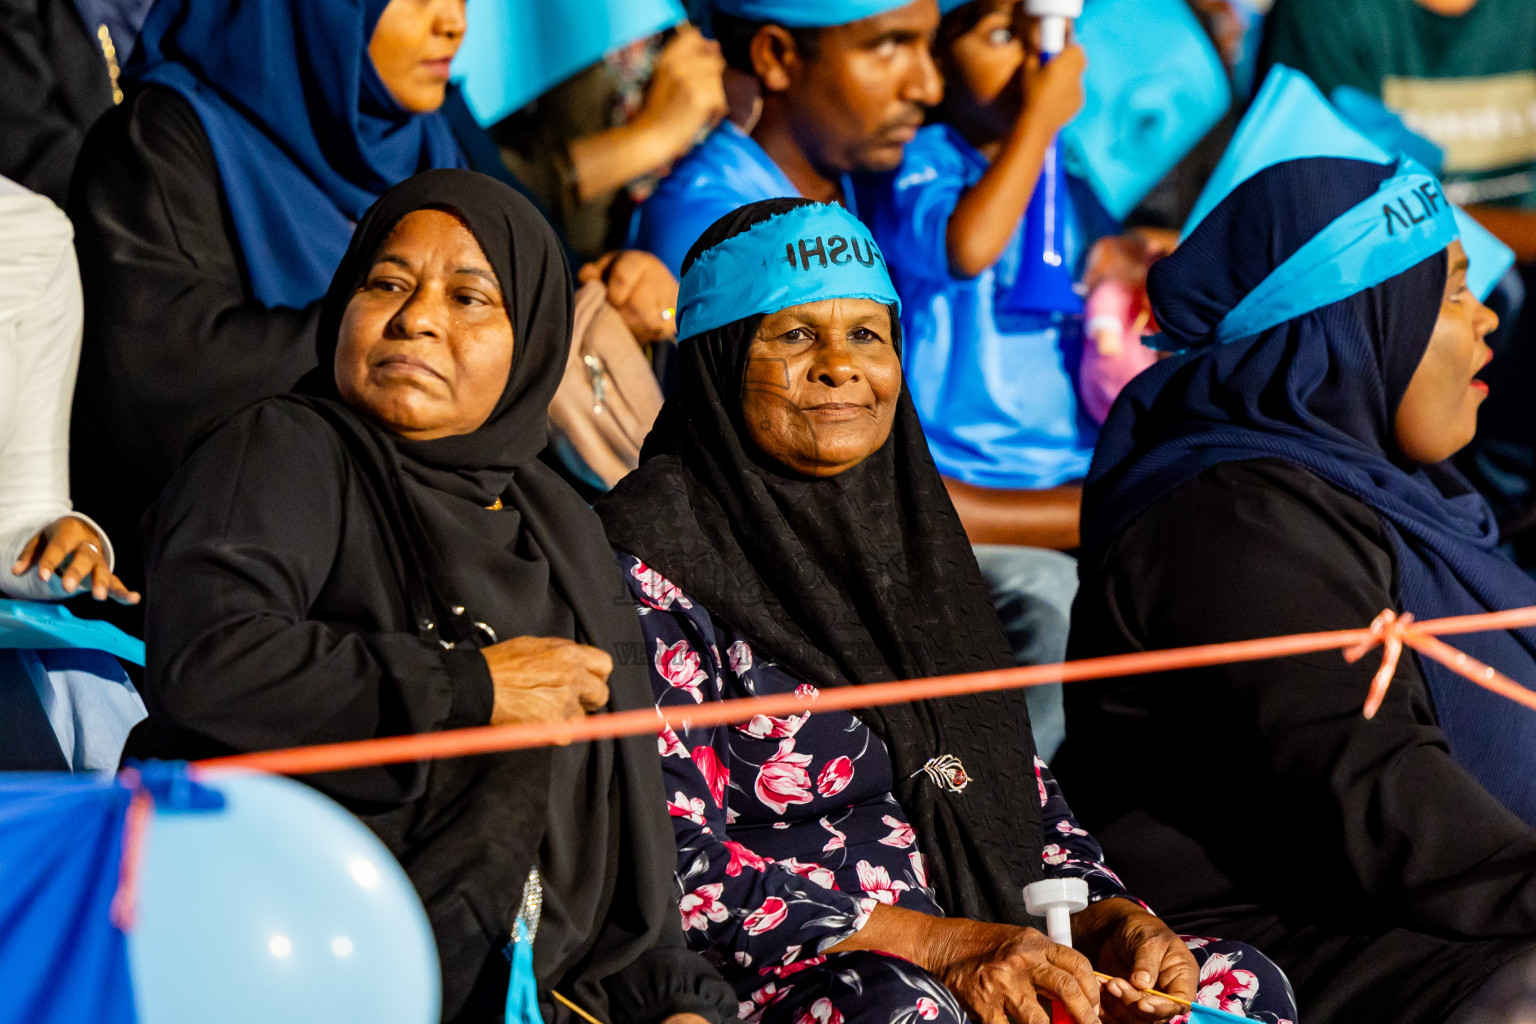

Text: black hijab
xmin=291 ymin=167 xmax=603 ymax=652
xmin=598 ymin=198 xmax=1045 ymax=926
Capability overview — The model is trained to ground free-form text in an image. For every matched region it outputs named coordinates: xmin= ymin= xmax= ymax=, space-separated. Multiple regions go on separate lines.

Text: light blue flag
xmin=1182 ymin=65 xmax=1389 ymax=238
xmin=1187 ymin=1003 xmax=1257 ymax=1024
xmin=1328 ymin=86 xmax=1514 ymax=301
xmin=1059 ymin=0 xmax=1231 ymax=220
xmin=451 ymin=0 xmax=686 ymax=127
xmin=1183 ymin=65 xmax=1513 ymax=300
xmin=1331 ymin=85 xmax=1446 ymax=175
xmin=0 ymin=601 xmax=144 ymax=665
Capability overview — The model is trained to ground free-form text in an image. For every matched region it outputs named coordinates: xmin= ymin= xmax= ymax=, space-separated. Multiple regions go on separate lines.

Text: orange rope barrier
xmin=194 ymin=605 xmax=1536 ymax=778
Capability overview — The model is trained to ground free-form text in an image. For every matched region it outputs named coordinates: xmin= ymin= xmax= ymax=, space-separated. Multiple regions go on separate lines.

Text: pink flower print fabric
xmin=618 ymin=552 xmax=1147 ymax=1001
xmin=756 ymin=740 xmax=816 ymax=814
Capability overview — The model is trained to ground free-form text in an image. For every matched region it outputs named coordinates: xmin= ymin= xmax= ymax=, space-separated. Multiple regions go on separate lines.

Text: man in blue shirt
xmin=631 ymin=0 xmax=942 ymax=274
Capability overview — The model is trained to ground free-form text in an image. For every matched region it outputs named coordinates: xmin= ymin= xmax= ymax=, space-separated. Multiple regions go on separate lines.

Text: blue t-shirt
xmin=858 ymin=124 xmax=1096 ymax=490
xmin=630 ymin=122 xmax=854 ymax=276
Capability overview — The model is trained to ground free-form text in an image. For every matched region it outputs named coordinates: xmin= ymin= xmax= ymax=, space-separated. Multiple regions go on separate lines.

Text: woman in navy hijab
xmin=1057 ymin=156 xmax=1536 ymax=1024
xmin=67 ymin=0 xmax=470 ymax=619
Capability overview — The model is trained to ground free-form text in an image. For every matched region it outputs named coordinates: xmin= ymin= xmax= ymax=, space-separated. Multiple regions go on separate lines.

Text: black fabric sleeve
xmin=141 ymin=403 xmax=474 ymax=807
xmin=68 ymin=86 xmax=321 ymax=490
xmin=0 ymin=0 xmax=110 ymax=205
xmin=602 ymin=938 xmax=738 ymax=1024
xmin=1070 ymin=459 xmax=1536 ymax=937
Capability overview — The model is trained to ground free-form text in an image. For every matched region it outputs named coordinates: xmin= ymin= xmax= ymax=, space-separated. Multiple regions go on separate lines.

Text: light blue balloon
xmin=127 ymin=771 xmax=440 ymax=1024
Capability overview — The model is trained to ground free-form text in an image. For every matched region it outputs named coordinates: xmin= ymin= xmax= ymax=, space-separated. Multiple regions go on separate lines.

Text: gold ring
xmin=660 ymin=307 xmax=675 ymax=322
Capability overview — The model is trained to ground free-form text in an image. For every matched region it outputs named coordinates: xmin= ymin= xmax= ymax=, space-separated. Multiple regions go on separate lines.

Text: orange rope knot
xmin=1343 ymin=609 xmax=1413 ymax=719
xmin=1343 ymin=607 xmax=1536 ymax=718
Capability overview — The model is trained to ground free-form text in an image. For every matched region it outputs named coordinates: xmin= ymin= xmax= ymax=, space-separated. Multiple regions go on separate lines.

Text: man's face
xmin=779 ymin=0 xmax=943 ymax=175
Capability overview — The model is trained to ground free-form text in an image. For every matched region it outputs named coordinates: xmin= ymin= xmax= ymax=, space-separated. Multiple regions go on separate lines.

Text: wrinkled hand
xmin=637 ymin=25 xmax=728 ymax=159
xmin=925 ymin=917 xmax=1102 ymax=1024
xmin=1072 ymin=899 xmax=1197 ymax=1024
xmin=481 ymin=635 xmax=612 ymax=725
xmin=1021 ymin=40 xmax=1086 ymax=138
xmin=579 ymin=249 xmax=679 ymax=344
xmin=11 ymin=516 xmax=138 ymax=603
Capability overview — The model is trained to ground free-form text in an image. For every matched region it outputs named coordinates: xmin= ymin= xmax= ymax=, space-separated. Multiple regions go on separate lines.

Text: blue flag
xmin=1060 ymin=0 xmax=1231 ymax=219
xmin=1189 ymin=1003 xmax=1257 ymax=1024
xmin=0 ymin=600 xmax=144 ymax=665
xmin=452 ymin=0 xmax=686 ymax=127
xmin=1328 ymin=86 xmax=1514 ymax=301
xmin=0 ymin=774 xmax=138 ymax=1024
xmin=1185 ymin=65 xmax=1514 ymax=300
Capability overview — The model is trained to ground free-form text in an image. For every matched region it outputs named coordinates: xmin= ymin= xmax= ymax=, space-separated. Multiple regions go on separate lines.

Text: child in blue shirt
xmin=859 ymin=0 xmax=1097 ymax=549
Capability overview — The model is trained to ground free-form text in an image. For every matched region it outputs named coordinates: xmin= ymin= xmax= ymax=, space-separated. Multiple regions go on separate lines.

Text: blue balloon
xmin=127 ymin=771 xmax=439 ymax=1024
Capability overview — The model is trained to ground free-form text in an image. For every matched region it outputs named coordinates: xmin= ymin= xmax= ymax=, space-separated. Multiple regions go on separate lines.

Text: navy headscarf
xmin=128 ymin=0 xmax=465 ymax=309
xmin=1084 ymin=156 xmax=1536 ymax=826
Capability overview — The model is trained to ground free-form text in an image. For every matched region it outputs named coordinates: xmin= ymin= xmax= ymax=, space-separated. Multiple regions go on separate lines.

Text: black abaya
xmin=1060 ymin=457 xmax=1536 ymax=1024
xmin=126 ymin=170 xmax=733 ymax=1024
xmin=68 ymin=86 xmax=321 ymax=602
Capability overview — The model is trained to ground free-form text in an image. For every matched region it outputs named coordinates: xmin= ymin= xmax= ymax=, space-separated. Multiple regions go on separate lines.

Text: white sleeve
xmin=0 ymin=190 xmax=106 ymax=601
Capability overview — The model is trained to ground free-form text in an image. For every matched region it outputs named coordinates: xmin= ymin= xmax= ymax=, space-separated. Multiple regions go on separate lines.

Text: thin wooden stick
xmin=552 ymin=990 xmax=604 ymax=1024
xmin=1093 ymin=971 xmax=1192 ymax=1008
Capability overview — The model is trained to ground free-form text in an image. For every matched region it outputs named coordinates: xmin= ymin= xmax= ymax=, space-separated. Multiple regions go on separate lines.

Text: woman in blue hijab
xmin=1057 ymin=156 xmax=1536 ymax=1024
xmin=65 ymin=0 xmax=470 ymax=616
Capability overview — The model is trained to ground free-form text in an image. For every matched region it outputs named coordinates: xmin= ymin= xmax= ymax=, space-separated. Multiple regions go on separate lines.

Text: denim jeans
xmin=971 ymin=544 xmax=1078 ymax=762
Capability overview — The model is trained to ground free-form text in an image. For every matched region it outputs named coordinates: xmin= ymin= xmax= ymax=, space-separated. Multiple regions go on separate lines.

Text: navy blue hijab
xmin=128 ymin=0 xmax=465 ymax=309
xmin=1084 ymin=156 xmax=1536 ymax=826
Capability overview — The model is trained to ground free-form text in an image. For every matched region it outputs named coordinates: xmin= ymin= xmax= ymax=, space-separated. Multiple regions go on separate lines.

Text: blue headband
xmin=1183 ymin=157 xmax=1458 ymax=350
xmin=677 ymin=204 xmax=901 ymax=338
xmin=710 ymin=0 xmax=912 ymax=26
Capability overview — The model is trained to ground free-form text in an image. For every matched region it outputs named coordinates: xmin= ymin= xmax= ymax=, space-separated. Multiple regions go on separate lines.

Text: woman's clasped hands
xmin=480 ymin=635 xmax=613 ymax=725
xmin=832 ymin=899 xmax=1198 ymax=1024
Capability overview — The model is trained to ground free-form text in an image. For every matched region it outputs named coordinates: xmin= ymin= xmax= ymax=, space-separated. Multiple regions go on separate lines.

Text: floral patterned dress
xmin=619 ymin=554 xmax=1298 ymax=1024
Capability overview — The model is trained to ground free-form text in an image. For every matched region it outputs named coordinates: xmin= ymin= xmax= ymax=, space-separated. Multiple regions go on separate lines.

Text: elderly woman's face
xmin=335 ymin=208 xmax=513 ymax=440
xmin=741 ymin=298 xmax=903 ymax=476
xmin=1394 ymin=241 xmax=1499 ymax=464
xmin=369 ymin=0 xmax=466 ymax=113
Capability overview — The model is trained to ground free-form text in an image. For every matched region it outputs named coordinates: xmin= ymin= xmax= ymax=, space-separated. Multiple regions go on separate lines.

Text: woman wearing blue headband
xmin=1060 ymin=156 xmax=1536 ymax=1024
xmin=598 ymin=199 xmax=1296 ymax=1024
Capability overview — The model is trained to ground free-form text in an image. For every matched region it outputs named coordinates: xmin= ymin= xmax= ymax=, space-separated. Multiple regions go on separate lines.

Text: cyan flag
xmin=451 ymin=0 xmax=686 ymax=127
xmin=1185 ymin=65 xmax=1514 ymax=300
xmin=1060 ymin=0 xmax=1231 ymax=220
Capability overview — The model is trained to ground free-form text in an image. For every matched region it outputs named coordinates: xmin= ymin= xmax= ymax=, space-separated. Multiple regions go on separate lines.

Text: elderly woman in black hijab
xmin=124 ymin=169 xmax=735 ymax=1024
xmin=596 ymin=199 xmax=1298 ymax=1024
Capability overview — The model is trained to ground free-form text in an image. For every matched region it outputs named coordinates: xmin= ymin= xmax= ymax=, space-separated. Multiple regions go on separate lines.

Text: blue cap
xmin=1184 ymin=64 xmax=1513 ymax=301
xmin=451 ymin=0 xmax=685 ymax=127
xmin=677 ymin=203 xmax=901 ymax=338
xmin=1060 ymin=0 xmax=1231 ymax=220
xmin=710 ymin=0 xmax=916 ymax=28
